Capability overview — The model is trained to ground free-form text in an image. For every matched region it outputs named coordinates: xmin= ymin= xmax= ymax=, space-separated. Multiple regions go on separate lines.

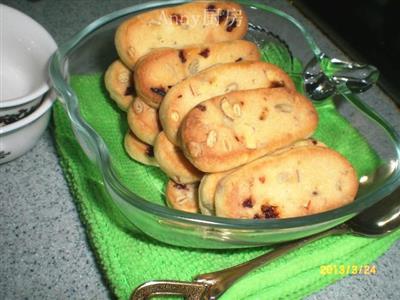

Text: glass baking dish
xmin=49 ymin=0 xmax=400 ymax=249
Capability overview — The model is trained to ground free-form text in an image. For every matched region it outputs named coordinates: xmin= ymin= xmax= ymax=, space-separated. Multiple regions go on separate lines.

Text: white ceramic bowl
xmin=0 ymin=4 xmax=57 ymax=125
xmin=0 ymin=91 xmax=56 ymax=164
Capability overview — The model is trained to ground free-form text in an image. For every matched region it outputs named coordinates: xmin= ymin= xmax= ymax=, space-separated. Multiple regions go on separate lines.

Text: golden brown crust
xmin=127 ymin=97 xmax=162 ymax=145
xmin=134 ymin=40 xmax=261 ymax=108
xmin=214 ymin=146 xmax=359 ymax=219
xmin=115 ymin=1 xmax=248 ymax=69
xmin=166 ymin=180 xmax=199 ymax=213
xmin=159 ymin=61 xmax=296 ymax=145
xmin=180 ymin=88 xmax=318 ymax=172
xmin=154 ymin=132 xmax=203 ymax=184
xmin=104 ymin=60 xmax=135 ymax=111
xmin=124 ymin=131 xmax=159 ymax=166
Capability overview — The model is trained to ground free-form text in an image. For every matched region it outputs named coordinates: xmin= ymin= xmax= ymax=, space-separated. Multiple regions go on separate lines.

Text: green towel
xmin=53 ymin=73 xmax=399 ymax=300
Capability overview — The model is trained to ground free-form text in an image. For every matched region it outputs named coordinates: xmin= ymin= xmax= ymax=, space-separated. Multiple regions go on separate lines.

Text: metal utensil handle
xmin=130 ymin=227 xmax=347 ymax=300
xmin=195 ymin=227 xmax=347 ymax=300
xmin=131 ymin=280 xmax=209 ymax=300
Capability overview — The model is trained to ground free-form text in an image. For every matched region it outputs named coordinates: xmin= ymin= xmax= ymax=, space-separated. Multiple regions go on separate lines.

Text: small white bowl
xmin=0 ymin=91 xmax=56 ymax=164
xmin=0 ymin=4 xmax=57 ymax=125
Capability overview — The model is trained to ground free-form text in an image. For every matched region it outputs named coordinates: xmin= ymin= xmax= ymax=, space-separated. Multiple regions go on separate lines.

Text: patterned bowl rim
xmin=0 ymin=91 xmax=55 ymax=135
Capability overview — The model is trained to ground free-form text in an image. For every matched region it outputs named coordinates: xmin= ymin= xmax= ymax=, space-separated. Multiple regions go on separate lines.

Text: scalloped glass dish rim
xmin=50 ymin=0 xmax=400 ymax=230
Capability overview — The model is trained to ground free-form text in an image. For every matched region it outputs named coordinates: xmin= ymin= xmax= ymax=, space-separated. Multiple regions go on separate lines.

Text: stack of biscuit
xmin=105 ymin=1 xmax=359 ymax=219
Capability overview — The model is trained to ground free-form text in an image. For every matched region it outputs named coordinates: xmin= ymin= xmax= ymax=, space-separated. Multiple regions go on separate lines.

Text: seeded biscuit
xmin=159 ymin=61 xmax=295 ymax=145
xmin=124 ymin=131 xmax=158 ymax=166
xmin=104 ymin=60 xmax=135 ymax=111
xmin=180 ymin=88 xmax=318 ymax=172
xmin=154 ymin=132 xmax=203 ymax=184
xmin=166 ymin=180 xmax=199 ymax=213
xmin=198 ymin=139 xmax=325 ymax=216
xmin=115 ymin=1 xmax=248 ymax=69
xmin=214 ymin=146 xmax=359 ymax=219
xmin=134 ymin=40 xmax=260 ymax=108
xmin=127 ymin=97 xmax=161 ymax=145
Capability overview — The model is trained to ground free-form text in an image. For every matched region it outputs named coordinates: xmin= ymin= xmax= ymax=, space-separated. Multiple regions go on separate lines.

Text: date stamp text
xmin=320 ymin=264 xmax=377 ymax=275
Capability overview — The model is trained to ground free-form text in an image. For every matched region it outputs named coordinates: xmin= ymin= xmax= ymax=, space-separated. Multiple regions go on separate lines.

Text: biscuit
xmin=166 ymin=180 xmax=199 ymax=213
xmin=127 ymin=97 xmax=162 ymax=145
xmin=134 ymin=40 xmax=260 ymax=108
xmin=159 ymin=61 xmax=296 ymax=145
xmin=124 ymin=131 xmax=159 ymax=166
xmin=180 ymin=88 xmax=318 ymax=172
xmin=199 ymin=170 xmax=231 ymax=216
xmin=154 ymin=132 xmax=203 ymax=184
xmin=198 ymin=139 xmax=325 ymax=215
xmin=104 ymin=60 xmax=135 ymax=111
xmin=214 ymin=146 xmax=359 ymax=219
xmin=115 ymin=1 xmax=248 ymax=69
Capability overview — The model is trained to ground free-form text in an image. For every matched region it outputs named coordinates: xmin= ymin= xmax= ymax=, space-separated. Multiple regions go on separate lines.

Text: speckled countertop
xmin=1 ymin=1 xmax=399 ymax=299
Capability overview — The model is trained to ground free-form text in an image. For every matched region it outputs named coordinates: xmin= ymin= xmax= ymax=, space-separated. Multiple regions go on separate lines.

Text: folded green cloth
xmin=53 ymin=73 xmax=399 ymax=300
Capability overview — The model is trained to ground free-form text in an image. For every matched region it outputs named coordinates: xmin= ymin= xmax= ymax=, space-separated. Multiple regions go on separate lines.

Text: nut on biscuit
xmin=127 ymin=97 xmax=162 ymax=145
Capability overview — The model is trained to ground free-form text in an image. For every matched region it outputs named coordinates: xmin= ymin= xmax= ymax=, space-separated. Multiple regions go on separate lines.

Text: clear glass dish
xmin=49 ymin=0 xmax=400 ymax=249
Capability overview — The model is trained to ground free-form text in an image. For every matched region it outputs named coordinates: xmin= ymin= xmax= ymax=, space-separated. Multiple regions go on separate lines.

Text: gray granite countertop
xmin=1 ymin=1 xmax=399 ymax=299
